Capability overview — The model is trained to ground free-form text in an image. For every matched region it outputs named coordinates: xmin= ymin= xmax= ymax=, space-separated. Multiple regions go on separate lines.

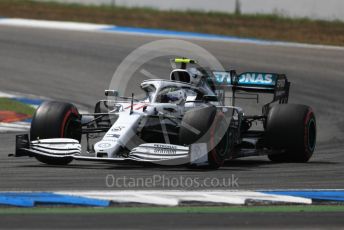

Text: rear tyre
xmin=266 ymin=104 xmax=316 ymax=163
xmin=30 ymin=101 xmax=81 ymax=165
xmin=179 ymin=106 xmax=231 ymax=169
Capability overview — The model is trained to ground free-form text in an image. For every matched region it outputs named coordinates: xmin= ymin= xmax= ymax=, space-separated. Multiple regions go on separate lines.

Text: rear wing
xmin=209 ymin=71 xmax=290 ymax=103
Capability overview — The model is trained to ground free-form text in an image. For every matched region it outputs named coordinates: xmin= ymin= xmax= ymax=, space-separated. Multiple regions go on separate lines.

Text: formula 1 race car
xmin=13 ymin=58 xmax=316 ymax=169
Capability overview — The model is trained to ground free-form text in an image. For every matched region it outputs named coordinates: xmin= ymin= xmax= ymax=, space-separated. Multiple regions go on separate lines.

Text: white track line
xmin=226 ymin=191 xmax=312 ymax=204
xmin=0 ymin=18 xmax=108 ymax=31
xmin=57 ymin=190 xmax=312 ymax=206
xmin=0 ymin=122 xmax=30 ymax=133
xmin=0 ymin=92 xmax=16 ymax=98
xmin=56 ymin=191 xmax=179 ymax=206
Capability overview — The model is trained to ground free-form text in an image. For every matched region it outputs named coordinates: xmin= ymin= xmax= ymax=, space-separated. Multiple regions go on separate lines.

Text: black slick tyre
xmin=266 ymin=104 xmax=316 ymax=163
xmin=30 ymin=101 xmax=81 ymax=165
xmin=179 ymin=106 xmax=231 ymax=169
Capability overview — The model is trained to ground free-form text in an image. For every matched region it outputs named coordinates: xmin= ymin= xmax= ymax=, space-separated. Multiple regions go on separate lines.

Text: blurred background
xmin=1 ymin=0 xmax=343 ymax=46
xmin=36 ymin=0 xmax=344 ymax=21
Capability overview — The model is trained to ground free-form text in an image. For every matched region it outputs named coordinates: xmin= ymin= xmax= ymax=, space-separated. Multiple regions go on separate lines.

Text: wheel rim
xmin=64 ymin=117 xmax=80 ymax=140
xmin=307 ymin=118 xmax=316 ymax=152
xmin=61 ymin=108 xmax=81 ymax=141
xmin=210 ymin=113 xmax=230 ymax=164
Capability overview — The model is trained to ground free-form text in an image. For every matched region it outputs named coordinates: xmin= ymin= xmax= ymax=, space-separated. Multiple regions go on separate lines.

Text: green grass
xmin=0 ymin=98 xmax=35 ymax=116
xmin=0 ymin=205 xmax=344 ymax=214
xmin=0 ymin=0 xmax=344 ymax=46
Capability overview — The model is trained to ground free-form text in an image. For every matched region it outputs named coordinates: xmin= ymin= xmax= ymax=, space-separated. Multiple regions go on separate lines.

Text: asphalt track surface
xmin=1 ymin=211 xmax=344 ymax=230
xmin=0 ymin=24 xmax=344 ymax=229
xmin=1 ymin=25 xmax=344 ymax=191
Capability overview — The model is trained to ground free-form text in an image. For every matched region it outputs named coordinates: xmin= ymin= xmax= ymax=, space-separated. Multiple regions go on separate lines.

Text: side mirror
xmin=203 ymin=95 xmax=218 ymax=102
xmin=105 ymin=90 xmax=118 ymax=97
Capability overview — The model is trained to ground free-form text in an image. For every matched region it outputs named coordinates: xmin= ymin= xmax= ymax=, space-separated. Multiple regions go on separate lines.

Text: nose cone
xmin=94 ymin=141 xmax=120 ymax=158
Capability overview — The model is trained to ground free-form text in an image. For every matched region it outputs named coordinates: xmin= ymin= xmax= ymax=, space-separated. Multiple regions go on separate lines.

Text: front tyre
xmin=179 ymin=106 xmax=231 ymax=169
xmin=266 ymin=104 xmax=316 ymax=163
xmin=30 ymin=101 xmax=81 ymax=165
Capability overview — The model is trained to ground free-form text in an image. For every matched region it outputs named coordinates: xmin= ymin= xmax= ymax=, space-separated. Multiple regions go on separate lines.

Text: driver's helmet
xmin=187 ymin=68 xmax=204 ymax=86
xmin=164 ymin=89 xmax=187 ymax=105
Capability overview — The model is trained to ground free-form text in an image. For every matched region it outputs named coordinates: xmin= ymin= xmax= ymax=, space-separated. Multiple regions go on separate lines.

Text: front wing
xmin=13 ymin=134 xmax=209 ymax=166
